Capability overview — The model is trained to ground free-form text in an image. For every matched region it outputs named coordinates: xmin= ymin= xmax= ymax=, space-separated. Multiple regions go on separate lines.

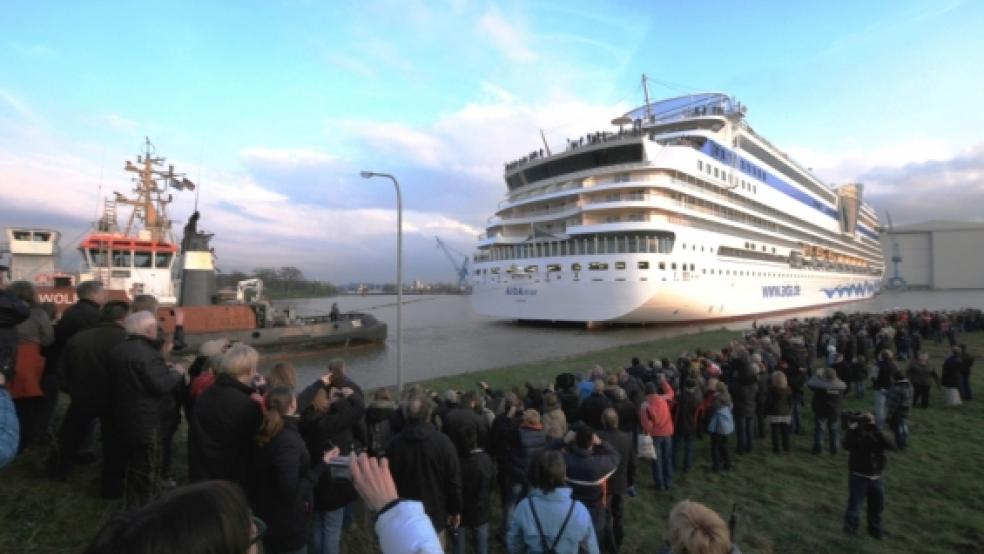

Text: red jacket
xmin=640 ymin=382 xmax=675 ymax=437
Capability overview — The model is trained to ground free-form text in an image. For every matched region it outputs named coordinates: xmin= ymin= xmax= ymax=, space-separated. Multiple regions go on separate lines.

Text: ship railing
xmin=481 ymin=233 xmax=675 ymax=262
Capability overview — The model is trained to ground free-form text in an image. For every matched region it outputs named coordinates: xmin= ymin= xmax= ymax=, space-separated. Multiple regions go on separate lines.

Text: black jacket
xmin=578 ymin=392 xmax=612 ymax=431
xmin=764 ymin=386 xmax=792 ymax=417
xmin=612 ymin=398 xmax=639 ymax=434
xmin=254 ymin=417 xmax=328 ymax=551
xmin=365 ymin=399 xmax=399 ymax=456
xmin=60 ymin=322 xmax=127 ymax=412
xmin=941 ymin=355 xmax=962 ymax=387
xmin=730 ymin=367 xmax=759 ymax=418
xmin=673 ymin=387 xmax=702 ymax=437
xmin=596 ymin=429 xmax=634 ymax=495
xmin=108 ymin=335 xmax=183 ymax=446
xmin=386 ymin=421 xmax=462 ymax=531
xmin=189 ymin=373 xmax=263 ymax=495
xmin=874 ymin=360 xmax=897 ymax=390
xmin=509 ymin=425 xmax=548 ymax=485
xmin=46 ymin=299 xmax=101 ymax=378
xmin=843 ymin=425 xmax=892 ymax=477
xmin=299 ymin=391 xmax=365 ymax=511
xmin=549 ymin=440 xmax=619 ymax=511
xmin=459 ymin=448 xmax=495 ymax=527
xmin=0 ymin=290 xmax=30 ymax=380
xmin=443 ymin=405 xmax=490 ymax=452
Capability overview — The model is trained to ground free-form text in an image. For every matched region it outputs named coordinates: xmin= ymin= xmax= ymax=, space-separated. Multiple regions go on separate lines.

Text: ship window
xmin=638 ymin=261 xmax=649 ymax=270
xmin=13 ymin=231 xmax=30 ymax=240
xmin=525 ymin=265 xmax=539 ymax=273
xmin=112 ymin=250 xmax=131 ymax=268
xmin=87 ymin=248 xmax=109 ymax=267
xmin=697 ymin=160 xmax=703 ymax=171
xmin=547 ymin=264 xmax=561 ymax=272
xmin=34 ymin=232 xmax=51 ymax=241
xmin=572 ymin=263 xmax=582 ymax=271
xmin=713 ymin=168 xmax=719 ymax=178
xmin=154 ymin=252 xmax=173 ymax=269
xmin=133 ymin=251 xmax=153 ymax=268
xmin=671 ymin=263 xmax=677 ymax=270
xmin=615 ymin=262 xmax=626 ymax=270
xmin=690 ymin=264 xmax=695 ymax=271
xmin=588 ymin=262 xmax=608 ymax=271
xmin=491 ymin=268 xmax=500 ymax=274
xmin=659 ymin=262 xmax=666 ymax=270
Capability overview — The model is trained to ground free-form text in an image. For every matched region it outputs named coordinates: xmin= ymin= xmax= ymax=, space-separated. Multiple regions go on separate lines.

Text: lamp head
xmin=360 ymin=171 xmax=374 ymax=178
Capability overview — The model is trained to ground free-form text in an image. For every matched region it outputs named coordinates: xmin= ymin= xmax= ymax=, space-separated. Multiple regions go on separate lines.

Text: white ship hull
xmin=472 ymin=251 xmax=880 ymax=323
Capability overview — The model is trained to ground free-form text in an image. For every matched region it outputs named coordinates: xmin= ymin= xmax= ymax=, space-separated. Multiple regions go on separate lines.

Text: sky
xmin=1 ymin=0 xmax=983 ymax=283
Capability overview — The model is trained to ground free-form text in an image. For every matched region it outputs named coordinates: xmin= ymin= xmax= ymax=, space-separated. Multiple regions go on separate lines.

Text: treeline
xmin=216 ymin=266 xmax=338 ymax=299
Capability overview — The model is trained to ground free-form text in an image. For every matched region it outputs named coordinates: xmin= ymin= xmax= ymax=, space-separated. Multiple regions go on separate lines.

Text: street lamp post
xmin=359 ymin=171 xmax=403 ymax=393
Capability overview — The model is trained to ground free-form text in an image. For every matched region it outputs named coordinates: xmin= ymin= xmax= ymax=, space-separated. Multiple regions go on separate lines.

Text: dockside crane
xmin=435 ymin=236 xmax=470 ymax=290
xmin=884 ymin=211 xmax=907 ymax=290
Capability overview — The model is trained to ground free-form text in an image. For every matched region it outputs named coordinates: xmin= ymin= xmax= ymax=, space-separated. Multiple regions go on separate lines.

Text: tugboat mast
xmin=117 ymin=137 xmax=195 ymax=243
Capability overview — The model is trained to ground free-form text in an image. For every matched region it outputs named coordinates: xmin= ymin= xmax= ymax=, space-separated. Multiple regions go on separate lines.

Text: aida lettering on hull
xmin=505 ymin=287 xmax=538 ymax=296
xmin=761 ymin=285 xmax=801 ymax=298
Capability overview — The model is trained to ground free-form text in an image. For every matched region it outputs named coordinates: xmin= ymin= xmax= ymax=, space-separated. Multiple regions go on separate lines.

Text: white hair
xmin=124 ymin=311 xmax=157 ymax=337
xmin=220 ymin=343 xmax=259 ymax=378
xmin=199 ymin=338 xmax=229 ymax=357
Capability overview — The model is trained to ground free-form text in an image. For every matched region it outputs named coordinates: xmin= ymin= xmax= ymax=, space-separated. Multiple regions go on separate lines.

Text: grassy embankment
xmin=1 ymin=328 xmax=983 ymax=553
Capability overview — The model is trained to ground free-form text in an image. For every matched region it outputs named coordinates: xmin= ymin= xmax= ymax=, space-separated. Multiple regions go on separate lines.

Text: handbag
xmin=636 ymin=433 xmax=657 ymax=460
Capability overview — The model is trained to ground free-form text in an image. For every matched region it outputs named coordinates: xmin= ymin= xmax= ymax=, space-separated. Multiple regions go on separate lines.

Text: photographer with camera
xmin=842 ymin=411 xmax=893 ymax=540
xmin=299 ymin=372 xmax=366 ymax=554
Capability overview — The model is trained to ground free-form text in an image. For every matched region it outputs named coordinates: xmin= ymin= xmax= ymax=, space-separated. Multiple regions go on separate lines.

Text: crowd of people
xmin=0 ymin=277 xmax=979 ymax=553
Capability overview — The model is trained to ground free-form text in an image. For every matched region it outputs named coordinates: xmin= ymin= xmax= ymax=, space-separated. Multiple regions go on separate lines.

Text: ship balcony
xmin=493 ymin=204 xmax=583 ymax=227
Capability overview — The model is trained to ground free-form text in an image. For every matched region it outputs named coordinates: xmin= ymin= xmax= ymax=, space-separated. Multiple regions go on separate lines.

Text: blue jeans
xmin=672 ymin=434 xmax=694 ymax=472
xmin=874 ymin=390 xmax=887 ymax=429
xmin=736 ymin=415 xmax=754 ymax=454
xmin=791 ymin=393 xmax=804 ymax=434
xmin=844 ymin=473 xmax=884 ymax=538
xmin=960 ymin=373 xmax=972 ymax=401
xmin=311 ymin=507 xmax=345 ymax=554
xmin=813 ymin=416 xmax=839 ymax=454
xmin=452 ymin=522 xmax=488 ymax=554
xmin=501 ymin=483 xmax=525 ymax=536
xmin=891 ymin=416 xmax=909 ymax=450
xmin=853 ymin=381 xmax=865 ymax=399
xmin=650 ymin=435 xmax=673 ymax=489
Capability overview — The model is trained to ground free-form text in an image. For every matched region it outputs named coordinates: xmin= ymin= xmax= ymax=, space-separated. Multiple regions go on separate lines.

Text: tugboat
xmin=2 ymin=138 xmax=387 ymax=352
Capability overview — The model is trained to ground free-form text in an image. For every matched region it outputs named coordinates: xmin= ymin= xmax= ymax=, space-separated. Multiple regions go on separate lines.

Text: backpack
xmin=529 ymin=497 xmax=576 ymax=554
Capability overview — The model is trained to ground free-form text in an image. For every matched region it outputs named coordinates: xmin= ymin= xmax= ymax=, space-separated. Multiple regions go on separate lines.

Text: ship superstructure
xmin=472 ymin=82 xmax=884 ymax=323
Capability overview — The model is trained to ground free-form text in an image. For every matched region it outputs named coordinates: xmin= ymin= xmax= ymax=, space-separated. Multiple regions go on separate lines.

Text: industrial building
xmin=881 ymin=220 xmax=984 ymax=289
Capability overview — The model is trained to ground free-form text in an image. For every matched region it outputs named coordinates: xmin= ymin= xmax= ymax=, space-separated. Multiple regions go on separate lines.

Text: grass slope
xmin=1 ymin=328 xmax=982 ymax=553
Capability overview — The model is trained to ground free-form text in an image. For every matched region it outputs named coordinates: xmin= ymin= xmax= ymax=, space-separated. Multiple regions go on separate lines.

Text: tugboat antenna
xmin=642 ymin=73 xmax=652 ymax=121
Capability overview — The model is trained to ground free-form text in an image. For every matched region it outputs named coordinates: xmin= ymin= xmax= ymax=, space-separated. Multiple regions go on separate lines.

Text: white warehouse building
xmin=881 ymin=220 xmax=984 ymax=289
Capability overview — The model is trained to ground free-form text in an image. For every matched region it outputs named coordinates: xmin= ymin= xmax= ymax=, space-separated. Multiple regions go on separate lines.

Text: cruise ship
xmin=471 ymin=86 xmax=884 ymax=323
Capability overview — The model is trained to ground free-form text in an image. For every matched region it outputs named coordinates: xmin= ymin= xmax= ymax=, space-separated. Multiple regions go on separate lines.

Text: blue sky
xmin=2 ymin=0 xmax=982 ymax=282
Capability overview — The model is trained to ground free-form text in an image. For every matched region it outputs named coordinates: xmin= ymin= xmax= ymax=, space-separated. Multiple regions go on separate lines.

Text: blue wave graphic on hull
xmin=820 ymin=282 xmax=880 ymax=299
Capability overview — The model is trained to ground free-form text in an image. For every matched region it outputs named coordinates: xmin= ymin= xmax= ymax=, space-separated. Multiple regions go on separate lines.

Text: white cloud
xmin=101 ymin=113 xmax=139 ymax=130
xmin=478 ymin=6 xmax=537 ymax=62
xmin=240 ymin=146 xmax=338 ymax=168
xmin=0 ymin=88 xmax=33 ymax=119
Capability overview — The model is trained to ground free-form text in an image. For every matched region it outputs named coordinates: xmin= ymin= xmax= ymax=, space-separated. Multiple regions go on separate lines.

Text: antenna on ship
xmin=642 ymin=73 xmax=652 ymax=121
xmin=539 ymin=129 xmax=552 ymax=156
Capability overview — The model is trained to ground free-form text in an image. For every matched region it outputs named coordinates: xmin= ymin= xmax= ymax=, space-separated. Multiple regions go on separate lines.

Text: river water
xmin=269 ymin=290 xmax=983 ymax=390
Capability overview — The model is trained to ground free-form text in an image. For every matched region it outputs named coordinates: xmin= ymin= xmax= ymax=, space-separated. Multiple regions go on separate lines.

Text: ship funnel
xmin=177 ymin=211 xmax=217 ymax=306
xmin=836 ymin=183 xmax=863 ymax=235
